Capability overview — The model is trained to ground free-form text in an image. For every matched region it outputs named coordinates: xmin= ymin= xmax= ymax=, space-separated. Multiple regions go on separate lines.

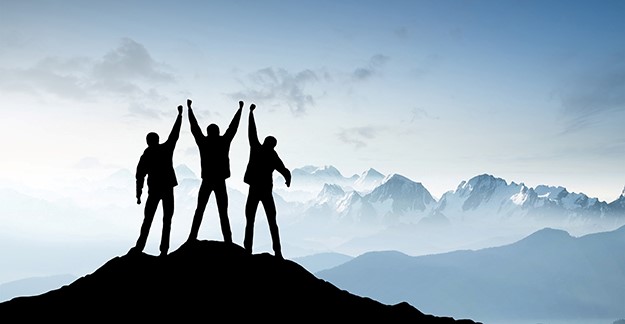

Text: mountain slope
xmin=0 ymin=274 xmax=76 ymax=302
xmin=317 ymin=225 xmax=625 ymax=322
xmin=0 ymin=240 xmax=480 ymax=323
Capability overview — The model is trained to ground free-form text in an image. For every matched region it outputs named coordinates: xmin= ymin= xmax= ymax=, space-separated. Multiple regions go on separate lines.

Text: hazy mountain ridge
xmin=0 ymin=274 xmax=76 ymax=303
xmin=316 ymin=225 xmax=625 ymax=322
xmin=0 ymin=240 xmax=480 ymax=323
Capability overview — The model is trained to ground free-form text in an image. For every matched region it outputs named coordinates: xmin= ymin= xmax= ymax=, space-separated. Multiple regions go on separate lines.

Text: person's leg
xmin=188 ymin=181 xmax=212 ymax=241
xmin=160 ymin=188 xmax=175 ymax=256
xmin=134 ymin=192 xmax=160 ymax=253
xmin=261 ymin=190 xmax=282 ymax=259
xmin=244 ymin=186 xmax=260 ymax=254
xmin=214 ymin=181 xmax=232 ymax=243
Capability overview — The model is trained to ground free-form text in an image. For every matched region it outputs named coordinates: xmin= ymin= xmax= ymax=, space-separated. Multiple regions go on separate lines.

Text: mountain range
xmin=3 ymin=163 xmax=624 ymax=305
xmin=288 ymin=165 xmax=625 ymax=226
xmin=316 ymin=225 xmax=625 ymax=323
xmin=0 ymin=240 xmax=481 ymax=323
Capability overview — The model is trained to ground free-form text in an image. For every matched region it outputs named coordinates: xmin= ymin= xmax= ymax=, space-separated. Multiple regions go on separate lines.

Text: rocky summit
xmin=0 ymin=240 xmax=480 ymax=323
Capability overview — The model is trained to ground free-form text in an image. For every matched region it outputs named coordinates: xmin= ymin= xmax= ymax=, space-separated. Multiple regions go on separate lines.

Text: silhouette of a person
xmin=130 ymin=105 xmax=183 ymax=257
xmin=243 ymin=103 xmax=291 ymax=259
xmin=186 ymin=99 xmax=243 ymax=244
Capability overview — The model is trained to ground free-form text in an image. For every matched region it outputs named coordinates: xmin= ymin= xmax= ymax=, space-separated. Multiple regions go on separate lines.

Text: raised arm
xmin=248 ymin=104 xmax=260 ymax=147
xmin=223 ymin=100 xmax=243 ymax=142
xmin=187 ymin=99 xmax=203 ymax=143
xmin=165 ymin=105 xmax=183 ymax=145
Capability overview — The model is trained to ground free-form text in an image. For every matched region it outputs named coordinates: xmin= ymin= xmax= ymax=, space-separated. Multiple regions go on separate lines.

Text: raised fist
xmin=187 ymin=99 xmax=192 ymax=108
xmin=250 ymin=103 xmax=256 ymax=111
xmin=178 ymin=105 xmax=183 ymax=114
xmin=239 ymin=100 xmax=244 ymax=109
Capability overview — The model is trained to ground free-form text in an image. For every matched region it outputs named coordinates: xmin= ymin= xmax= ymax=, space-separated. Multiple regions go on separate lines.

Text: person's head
xmin=146 ymin=132 xmax=159 ymax=147
xmin=263 ymin=135 xmax=277 ymax=149
xmin=206 ymin=124 xmax=220 ymax=138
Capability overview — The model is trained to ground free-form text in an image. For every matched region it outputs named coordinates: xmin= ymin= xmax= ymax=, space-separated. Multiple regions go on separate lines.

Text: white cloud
xmin=337 ymin=125 xmax=385 ymax=149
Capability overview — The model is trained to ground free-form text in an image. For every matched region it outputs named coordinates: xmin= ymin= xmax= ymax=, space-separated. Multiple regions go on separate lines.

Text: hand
xmin=178 ymin=105 xmax=183 ymax=115
xmin=187 ymin=99 xmax=192 ymax=109
xmin=136 ymin=197 xmax=141 ymax=205
xmin=239 ymin=100 xmax=244 ymax=109
xmin=285 ymin=179 xmax=291 ymax=188
xmin=250 ymin=103 xmax=256 ymax=111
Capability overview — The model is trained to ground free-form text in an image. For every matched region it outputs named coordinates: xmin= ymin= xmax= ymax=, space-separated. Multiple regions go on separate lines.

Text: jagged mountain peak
xmin=312 ymin=165 xmax=343 ymax=176
xmin=463 ymin=173 xmax=507 ymax=190
xmin=383 ymin=173 xmax=419 ymax=185
xmin=534 ymin=185 xmax=567 ymax=200
xmin=361 ymin=168 xmax=384 ymax=179
xmin=367 ymin=174 xmax=436 ymax=213
xmin=317 ymin=183 xmax=346 ymax=201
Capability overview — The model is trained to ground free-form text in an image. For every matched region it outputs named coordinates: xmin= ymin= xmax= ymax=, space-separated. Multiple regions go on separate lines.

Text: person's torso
xmin=198 ymin=136 xmax=232 ymax=180
xmin=143 ymin=145 xmax=178 ymax=188
xmin=244 ymin=146 xmax=279 ymax=186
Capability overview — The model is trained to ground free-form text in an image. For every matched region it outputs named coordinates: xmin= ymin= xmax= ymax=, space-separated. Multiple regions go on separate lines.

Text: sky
xmin=1 ymin=0 xmax=625 ymax=201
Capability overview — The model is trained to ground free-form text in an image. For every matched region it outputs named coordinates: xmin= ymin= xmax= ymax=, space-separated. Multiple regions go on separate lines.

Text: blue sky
xmin=1 ymin=0 xmax=625 ymax=201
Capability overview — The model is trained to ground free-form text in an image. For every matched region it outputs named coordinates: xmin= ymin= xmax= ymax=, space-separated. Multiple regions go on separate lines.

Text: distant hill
xmin=317 ymin=225 xmax=625 ymax=322
xmin=0 ymin=240 xmax=481 ymax=323
xmin=0 ymin=274 xmax=76 ymax=302
xmin=292 ymin=251 xmax=354 ymax=273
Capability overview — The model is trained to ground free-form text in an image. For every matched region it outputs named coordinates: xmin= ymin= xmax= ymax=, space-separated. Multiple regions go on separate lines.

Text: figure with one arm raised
xmin=186 ymin=98 xmax=243 ymax=244
xmin=131 ymin=104 xmax=183 ymax=257
xmin=243 ymin=103 xmax=291 ymax=259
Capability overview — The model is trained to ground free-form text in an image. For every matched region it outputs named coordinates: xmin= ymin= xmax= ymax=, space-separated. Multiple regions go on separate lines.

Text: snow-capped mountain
xmin=353 ymin=168 xmax=385 ymax=193
xmin=291 ymin=165 xmax=356 ymax=188
xmin=316 ymin=183 xmax=346 ymax=205
xmin=336 ymin=191 xmax=378 ymax=224
xmin=435 ymin=174 xmax=536 ymax=221
xmin=276 ymin=165 xmax=386 ymax=202
xmin=433 ymin=173 xmax=619 ymax=224
xmin=365 ymin=174 xmax=436 ymax=222
xmin=290 ymin=167 xmax=625 ymax=231
xmin=301 ymin=173 xmax=436 ymax=225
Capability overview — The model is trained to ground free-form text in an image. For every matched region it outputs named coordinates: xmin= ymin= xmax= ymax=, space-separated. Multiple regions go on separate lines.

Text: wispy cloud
xmin=337 ymin=125 xmax=385 ymax=149
xmin=408 ymin=107 xmax=440 ymax=122
xmin=0 ymin=38 xmax=174 ymax=115
xmin=351 ymin=54 xmax=390 ymax=81
xmin=127 ymin=102 xmax=165 ymax=120
xmin=231 ymin=67 xmax=322 ymax=116
xmin=558 ymin=54 xmax=625 ymax=132
xmin=231 ymin=54 xmax=390 ymax=116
